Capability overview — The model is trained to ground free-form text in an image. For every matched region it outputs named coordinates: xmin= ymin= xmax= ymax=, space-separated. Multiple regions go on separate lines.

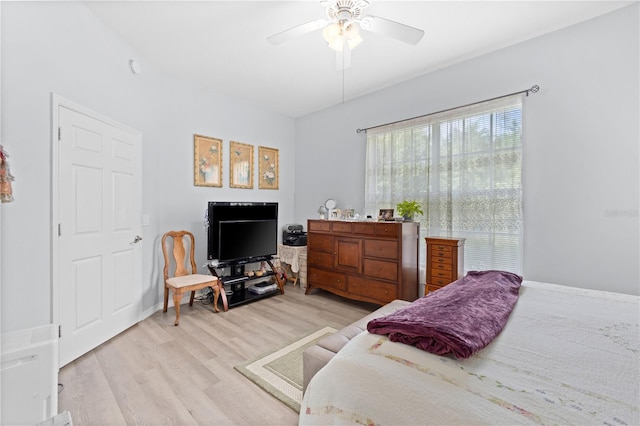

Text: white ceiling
xmin=85 ymin=1 xmax=633 ymax=118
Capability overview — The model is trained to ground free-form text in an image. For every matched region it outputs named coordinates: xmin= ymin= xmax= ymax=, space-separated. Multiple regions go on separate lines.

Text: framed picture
xmin=258 ymin=146 xmax=279 ymax=190
xmin=379 ymin=208 xmax=394 ymax=221
xmin=229 ymin=141 xmax=254 ymax=189
xmin=329 ymin=209 xmax=341 ymax=220
xmin=194 ymin=134 xmax=222 ymax=187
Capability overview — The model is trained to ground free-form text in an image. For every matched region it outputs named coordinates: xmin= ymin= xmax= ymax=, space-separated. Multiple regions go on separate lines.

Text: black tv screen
xmin=218 ymin=220 xmax=278 ymax=264
xmin=207 ymin=202 xmax=278 ymax=261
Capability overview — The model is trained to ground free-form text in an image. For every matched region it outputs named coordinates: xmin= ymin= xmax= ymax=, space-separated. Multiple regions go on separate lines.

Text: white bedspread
xmin=300 ymin=281 xmax=640 ymax=425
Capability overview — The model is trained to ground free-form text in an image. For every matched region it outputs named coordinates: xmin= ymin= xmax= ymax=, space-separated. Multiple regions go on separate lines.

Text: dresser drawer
xmin=426 ymin=283 xmax=444 ymax=294
xmin=432 ymin=244 xmax=453 ymax=253
xmin=429 ymin=276 xmax=451 ymax=286
xmin=308 ymin=267 xmax=346 ymax=291
xmin=353 ymin=222 xmax=375 ymax=235
xmin=308 ymin=220 xmax=331 ymax=232
xmin=348 ymin=276 xmax=397 ymax=304
xmin=363 ymin=259 xmax=398 ymax=281
xmin=307 ymin=233 xmax=334 ymax=252
xmin=364 ymin=239 xmax=398 ymax=260
xmin=431 ymin=261 xmax=452 ymax=271
xmin=331 ymin=222 xmax=352 ymax=233
xmin=375 ymin=223 xmax=399 ymax=238
xmin=307 ymin=249 xmax=334 ymax=268
xmin=431 ymin=247 xmax=452 ymax=258
xmin=431 ymin=255 xmax=452 ymax=266
xmin=430 ymin=269 xmax=453 ymax=281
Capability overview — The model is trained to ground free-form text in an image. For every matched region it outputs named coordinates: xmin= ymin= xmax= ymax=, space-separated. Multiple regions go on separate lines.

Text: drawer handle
xmin=437 ymin=252 xmax=444 ymax=256
xmin=377 ymin=267 xmax=382 ymax=271
xmin=377 ymin=247 xmax=382 ymax=251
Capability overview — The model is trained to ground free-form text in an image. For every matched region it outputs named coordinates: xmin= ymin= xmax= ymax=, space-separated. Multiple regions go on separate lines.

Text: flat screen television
xmin=206 ymin=202 xmax=278 ymax=263
xmin=218 ymin=220 xmax=278 ymax=264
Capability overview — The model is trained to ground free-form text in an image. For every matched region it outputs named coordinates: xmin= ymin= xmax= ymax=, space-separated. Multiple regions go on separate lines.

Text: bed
xmin=299 ymin=279 xmax=639 ymax=425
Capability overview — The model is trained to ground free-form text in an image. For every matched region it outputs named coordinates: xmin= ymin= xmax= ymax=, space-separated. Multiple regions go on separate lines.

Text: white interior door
xmin=55 ymin=100 xmax=142 ymax=367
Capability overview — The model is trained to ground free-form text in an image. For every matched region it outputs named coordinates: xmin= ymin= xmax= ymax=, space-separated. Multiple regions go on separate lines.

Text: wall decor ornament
xmin=0 ymin=145 xmax=15 ymax=203
xmin=258 ymin=146 xmax=279 ymax=190
xmin=194 ymin=134 xmax=222 ymax=187
xmin=230 ymin=141 xmax=254 ymax=189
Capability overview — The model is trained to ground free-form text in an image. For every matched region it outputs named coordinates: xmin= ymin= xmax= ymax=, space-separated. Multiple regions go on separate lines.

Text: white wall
xmin=1 ymin=3 xmax=637 ymax=338
xmin=0 ymin=2 xmax=295 ymax=333
xmin=295 ymin=4 xmax=639 ymax=295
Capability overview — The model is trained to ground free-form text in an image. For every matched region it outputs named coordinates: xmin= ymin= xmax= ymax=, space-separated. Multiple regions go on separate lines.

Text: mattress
xmin=299 ymin=281 xmax=640 ymax=425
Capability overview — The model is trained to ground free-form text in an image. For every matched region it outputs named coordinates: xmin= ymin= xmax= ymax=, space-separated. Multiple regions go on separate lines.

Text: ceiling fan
xmin=267 ymin=0 xmax=424 ymax=69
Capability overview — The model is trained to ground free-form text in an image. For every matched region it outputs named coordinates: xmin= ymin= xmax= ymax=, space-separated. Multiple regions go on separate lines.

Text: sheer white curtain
xmin=365 ymin=95 xmax=524 ymax=280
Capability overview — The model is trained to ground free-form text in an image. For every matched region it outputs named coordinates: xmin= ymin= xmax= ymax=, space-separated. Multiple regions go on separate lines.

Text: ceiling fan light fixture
xmin=322 ymin=22 xmax=342 ymax=43
xmin=325 ymin=22 xmax=363 ymax=52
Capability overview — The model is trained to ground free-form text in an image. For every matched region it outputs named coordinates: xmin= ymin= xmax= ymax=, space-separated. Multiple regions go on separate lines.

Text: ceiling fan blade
xmin=267 ymin=19 xmax=329 ymax=45
xmin=360 ymin=15 xmax=424 ymax=45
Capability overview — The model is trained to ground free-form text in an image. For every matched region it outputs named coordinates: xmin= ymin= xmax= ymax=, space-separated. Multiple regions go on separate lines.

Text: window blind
xmin=365 ymin=94 xmax=524 ymax=281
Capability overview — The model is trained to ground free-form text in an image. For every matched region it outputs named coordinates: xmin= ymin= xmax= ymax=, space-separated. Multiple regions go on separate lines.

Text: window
xmin=365 ymin=95 xmax=523 ymax=279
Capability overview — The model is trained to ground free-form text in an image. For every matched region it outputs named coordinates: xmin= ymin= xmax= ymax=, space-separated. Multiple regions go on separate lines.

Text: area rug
xmin=234 ymin=326 xmax=337 ymax=412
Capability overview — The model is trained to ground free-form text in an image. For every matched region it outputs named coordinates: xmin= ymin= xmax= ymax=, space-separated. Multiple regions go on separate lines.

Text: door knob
xmin=132 ymin=235 xmax=143 ymax=244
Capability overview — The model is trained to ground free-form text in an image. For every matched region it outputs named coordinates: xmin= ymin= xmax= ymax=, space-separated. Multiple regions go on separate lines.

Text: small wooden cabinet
xmin=425 ymin=237 xmax=465 ymax=295
xmin=306 ymin=220 xmax=419 ymax=305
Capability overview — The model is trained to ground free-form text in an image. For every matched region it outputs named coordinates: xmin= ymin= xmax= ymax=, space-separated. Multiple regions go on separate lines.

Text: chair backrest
xmin=162 ymin=230 xmax=198 ymax=281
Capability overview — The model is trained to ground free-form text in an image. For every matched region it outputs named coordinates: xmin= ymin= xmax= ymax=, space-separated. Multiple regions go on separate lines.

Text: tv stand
xmin=206 ymin=258 xmax=284 ymax=311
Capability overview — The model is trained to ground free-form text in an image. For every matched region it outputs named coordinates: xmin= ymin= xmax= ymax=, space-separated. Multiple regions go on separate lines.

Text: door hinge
xmin=58 ymin=126 xmax=61 ymax=141
xmin=58 ymin=223 xmax=61 ymax=236
xmin=58 ymin=325 xmax=62 ymax=338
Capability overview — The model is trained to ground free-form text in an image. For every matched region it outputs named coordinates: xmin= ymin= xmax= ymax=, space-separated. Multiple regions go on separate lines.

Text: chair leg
xmin=189 ymin=290 xmax=196 ymax=306
xmin=212 ymin=285 xmax=220 ymax=313
xmin=173 ymin=291 xmax=182 ymax=326
xmin=163 ymin=286 xmax=169 ymax=313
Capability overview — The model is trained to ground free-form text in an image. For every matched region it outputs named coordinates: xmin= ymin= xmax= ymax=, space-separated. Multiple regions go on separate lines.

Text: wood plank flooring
xmin=58 ymin=285 xmax=379 ymax=425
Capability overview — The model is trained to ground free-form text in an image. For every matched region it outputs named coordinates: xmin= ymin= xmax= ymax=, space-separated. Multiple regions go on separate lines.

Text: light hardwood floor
xmin=58 ymin=285 xmax=379 ymax=425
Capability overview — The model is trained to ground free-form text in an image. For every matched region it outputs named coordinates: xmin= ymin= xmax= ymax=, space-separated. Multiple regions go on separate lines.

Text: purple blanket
xmin=367 ymin=270 xmax=522 ymax=358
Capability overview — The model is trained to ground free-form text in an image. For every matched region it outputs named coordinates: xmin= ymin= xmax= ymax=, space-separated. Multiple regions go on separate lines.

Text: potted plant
xmin=396 ymin=200 xmax=424 ymax=221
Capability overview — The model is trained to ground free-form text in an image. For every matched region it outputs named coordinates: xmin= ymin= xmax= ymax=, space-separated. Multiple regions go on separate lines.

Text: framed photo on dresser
xmin=379 ymin=208 xmax=394 ymax=221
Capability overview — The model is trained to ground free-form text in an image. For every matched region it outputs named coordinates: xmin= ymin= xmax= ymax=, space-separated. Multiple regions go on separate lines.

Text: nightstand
xmin=425 ymin=237 xmax=465 ymax=295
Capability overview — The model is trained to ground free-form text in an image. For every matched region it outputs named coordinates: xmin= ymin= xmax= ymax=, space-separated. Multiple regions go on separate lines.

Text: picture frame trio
xmin=194 ymin=134 xmax=279 ymax=190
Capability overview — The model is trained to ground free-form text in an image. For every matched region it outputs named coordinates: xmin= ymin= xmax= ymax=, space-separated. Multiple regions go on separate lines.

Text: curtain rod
xmin=356 ymin=85 xmax=539 ymax=134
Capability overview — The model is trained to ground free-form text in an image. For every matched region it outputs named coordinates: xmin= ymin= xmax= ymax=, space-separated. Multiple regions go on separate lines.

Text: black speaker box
xmin=228 ymin=282 xmax=245 ymax=304
xmin=232 ymin=264 xmax=245 ymax=277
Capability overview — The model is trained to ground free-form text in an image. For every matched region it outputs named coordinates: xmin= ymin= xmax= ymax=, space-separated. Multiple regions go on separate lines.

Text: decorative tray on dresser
xmin=306 ymin=220 xmax=420 ymax=305
xmin=425 ymin=236 xmax=465 ymax=295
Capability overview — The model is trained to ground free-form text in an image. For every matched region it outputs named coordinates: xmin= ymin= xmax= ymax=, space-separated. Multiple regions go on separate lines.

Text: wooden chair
xmin=162 ymin=230 xmax=220 ymax=326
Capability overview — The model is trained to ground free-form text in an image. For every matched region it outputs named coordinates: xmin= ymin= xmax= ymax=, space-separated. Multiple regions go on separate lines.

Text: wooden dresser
xmin=306 ymin=220 xmax=419 ymax=305
xmin=425 ymin=237 xmax=465 ymax=295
